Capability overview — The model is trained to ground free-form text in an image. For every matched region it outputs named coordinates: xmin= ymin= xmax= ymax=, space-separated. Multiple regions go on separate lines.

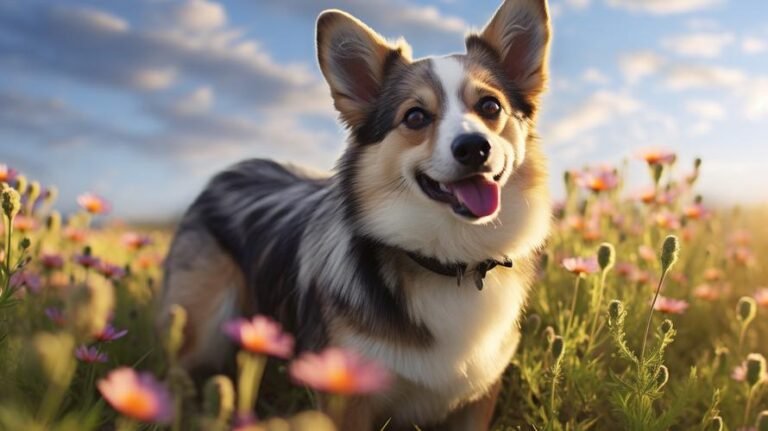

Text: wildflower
xmin=561 ymin=257 xmax=599 ymax=276
xmin=754 ymin=288 xmax=768 ymax=308
xmin=0 ymin=164 xmax=18 ymax=183
xmin=122 ymin=232 xmax=153 ymax=250
xmin=94 ymin=324 xmax=128 ymax=342
xmin=654 ymin=210 xmax=681 ymax=230
xmin=63 ymin=227 xmax=88 ymax=243
xmin=77 ymin=192 xmax=111 ymax=215
xmin=637 ymin=188 xmax=657 ymax=205
xmin=684 ymin=202 xmax=709 ymax=220
xmin=223 ymin=315 xmax=294 ymax=358
xmin=732 ymin=363 xmax=747 ymax=382
xmin=653 ymin=296 xmax=689 ymax=314
xmin=637 ymin=148 xmax=677 ymax=166
xmin=13 ymin=215 xmax=37 ymax=232
xmin=730 ymin=230 xmax=751 ymax=246
xmin=615 ymin=262 xmax=636 ymax=279
xmin=729 ymin=246 xmax=756 ymax=266
xmin=289 ymin=348 xmax=391 ymax=395
xmin=45 ymin=307 xmax=67 ymax=326
xmin=41 ymin=252 xmax=64 ymax=270
xmin=75 ymin=247 xmax=100 ymax=269
xmin=693 ymin=284 xmax=720 ymax=301
xmin=576 ymin=166 xmax=619 ymax=193
xmin=97 ymin=367 xmax=173 ymax=423
xmin=638 ymin=245 xmax=656 ymax=262
xmin=703 ymin=268 xmax=723 ymax=282
xmin=1 ymin=185 xmax=21 ymax=219
xmin=10 ymin=271 xmax=42 ymax=294
xmin=98 ymin=262 xmax=127 ymax=281
xmin=632 ymin=270 xmax=653 ymax=285
xmin=75 ymin=345 xmax=108 ymax=363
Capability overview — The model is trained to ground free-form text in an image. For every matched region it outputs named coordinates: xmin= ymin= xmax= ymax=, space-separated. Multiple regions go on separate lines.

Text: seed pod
xmin=608 ymin=299 xmax=622 ymax=322
xmin=19 ymin=237 xmax=31 ymax=251
xmin=660 ymin=319 xmax=673 ymax=335
xmin=543 ymin=326 xmax=556 ymax=344
xmin=598 ymin=243 xmax=616 ymax=271
xmin=737 ymin=297 xmax=757 ymax=325
xmin=715 ymin=347 xmax=729 ymax=374
xmin=709 ymin=416 xmax=723 ymax=431
xmin=13 ymin=175 xmax=27 ymax=194
xmin=523 ymin=314 xmax=541 ymax=336
xmin=747 ymin=353 xmax=767 ymax=387
xmin=757 ymin=410 xmax=768 ymax=431
xmin=660 ymin=235 xmax=680 ymax=273
xmin=27 ymin=181 xmax=41 ymax=204
xmin=694 ymin=158 xmax=702 ymax=170
xmin=551 ymin=336 xmax=565 ymax=361
xmin=1 ymin=186 xmax=21 ymax=219
xmin=44 ymin=186 xmax=59 ymax=204
xmin=46 ymin=211 xmax=62 ymax=231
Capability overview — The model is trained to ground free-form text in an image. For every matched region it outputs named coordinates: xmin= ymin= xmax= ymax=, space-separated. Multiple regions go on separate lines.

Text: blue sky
xmin=1 ymin=0 xmax=767 ymax=220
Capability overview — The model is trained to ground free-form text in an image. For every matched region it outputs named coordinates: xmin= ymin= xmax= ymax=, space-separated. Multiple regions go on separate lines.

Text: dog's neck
xmin=405 ymin=251 xmax=513 ymax=291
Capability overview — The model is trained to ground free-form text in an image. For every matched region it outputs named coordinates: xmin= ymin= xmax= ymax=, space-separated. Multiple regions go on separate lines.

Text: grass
xmin=0 ymin=155 xmax=766 ymax=431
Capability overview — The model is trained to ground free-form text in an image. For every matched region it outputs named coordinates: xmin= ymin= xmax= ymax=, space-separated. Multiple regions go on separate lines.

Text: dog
xmin=159 ymin=0 xmax=552 ymax=429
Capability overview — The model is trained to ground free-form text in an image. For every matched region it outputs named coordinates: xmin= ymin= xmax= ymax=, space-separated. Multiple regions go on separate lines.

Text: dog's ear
xmin=316 ymin=10 xmax=411 ymax=128
xmin=469 ymin=0 xmax=551 ymax=113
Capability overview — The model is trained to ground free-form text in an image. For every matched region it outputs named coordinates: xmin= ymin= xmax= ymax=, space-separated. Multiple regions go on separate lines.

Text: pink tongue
xmin=447 ymin=177 xmax=500 ymax=218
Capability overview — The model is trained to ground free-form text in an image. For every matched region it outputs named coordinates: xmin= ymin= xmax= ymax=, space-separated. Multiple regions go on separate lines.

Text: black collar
xmin=406 ymin=252 xmax=513 ymax=291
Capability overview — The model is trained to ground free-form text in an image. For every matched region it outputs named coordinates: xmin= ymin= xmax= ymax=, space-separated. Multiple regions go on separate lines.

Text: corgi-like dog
xmin=159 ymin=0 xmax=552 ymax=429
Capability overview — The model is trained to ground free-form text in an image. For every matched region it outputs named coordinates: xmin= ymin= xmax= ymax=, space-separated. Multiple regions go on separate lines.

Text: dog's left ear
xmin=469 ymin=0 xmax=551 ymax=114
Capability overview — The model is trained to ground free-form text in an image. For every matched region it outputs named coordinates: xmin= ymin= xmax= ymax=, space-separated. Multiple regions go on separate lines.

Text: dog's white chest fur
xmin=335 ymin=267 xmax=527 ymax=424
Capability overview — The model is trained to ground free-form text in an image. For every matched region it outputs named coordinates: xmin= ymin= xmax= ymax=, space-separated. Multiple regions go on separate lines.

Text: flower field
xmin=0 ymin=153 xmax=767 ymax=431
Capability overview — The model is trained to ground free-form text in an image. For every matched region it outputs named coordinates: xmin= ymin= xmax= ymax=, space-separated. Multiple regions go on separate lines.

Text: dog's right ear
xmin=316 ymin=10 xmax=411 ymax=128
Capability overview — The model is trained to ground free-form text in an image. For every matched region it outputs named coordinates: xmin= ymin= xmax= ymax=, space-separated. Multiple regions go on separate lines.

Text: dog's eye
xmin=403 ymin=107 xmax=431 ymax=130
xmin=476 ymin=97 xmax=501 ymax=119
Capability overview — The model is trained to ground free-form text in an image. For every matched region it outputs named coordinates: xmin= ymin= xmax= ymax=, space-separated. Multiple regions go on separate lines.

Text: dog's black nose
xmin=451 ymin=134 xmax=491 ymax=168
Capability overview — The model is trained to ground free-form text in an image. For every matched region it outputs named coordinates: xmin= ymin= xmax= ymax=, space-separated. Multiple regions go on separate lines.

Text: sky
xmin=0 ymin=0 xmax=767 ymax=220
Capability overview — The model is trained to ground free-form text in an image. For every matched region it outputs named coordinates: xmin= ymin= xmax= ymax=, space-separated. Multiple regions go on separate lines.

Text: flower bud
xmin=660 ymin=235 xmax=680 ymax=272
xmin=598 ymin=243 xmax=616 ymax=271
xmin=709 ymin=416 xmax=723 ymax=431
xmin=19 ymin=237 xmax=31 ymax=251
xmin=204 ymin=375 xmax=235 ymax=422
xmin=694 ymin=158 xmax=702 ymax=170
xmin=564 ymin=171 xmax=573 ymax=190
xmin=13 ymin=175 xmax=27 ymax=194
xmin=747 ymin=353 xmax=767 ymax=387
xmin=1 ymin=186 xmax=21 ymax=219
xmin=660 ymin=319 xmax=673 ymax=334
xmin=715 ymin=347 xmax=729 ymax=374
xmin=27 ymin=181 xmax=41 ymax=204
xmin=656 ymin=365 xmax=669 ymax=389
xmin=551 ymin=336 xmax=565 ymax=360
xmin=737 ymin=297 xmax=757 ymax=325
xmin=166 ymin=304 xmax=187 ymax=361
xmin=543 ymin=326 xmax=556 ymax=344
xmin=652 ymin=164 xmax=664 ymax=184
xmin=46 ymin=211 xmax=61 ymax=231
xmin=608 ymin=299 xmax=623 ymax=322
xmin=44 ymin=186 xmax=59 ymax=204
xmin=523 ymin=314 xmax=541 ymax=336
xmin=757 ymin=410 xmax=768 ymax=431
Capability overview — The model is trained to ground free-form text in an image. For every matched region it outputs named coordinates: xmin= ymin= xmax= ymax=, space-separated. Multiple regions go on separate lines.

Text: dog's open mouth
xmin=416 ymin=172 xmax=501 ymax=219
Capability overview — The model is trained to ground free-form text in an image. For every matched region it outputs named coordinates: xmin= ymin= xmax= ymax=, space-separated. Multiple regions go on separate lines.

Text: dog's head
xmin=317 ymin=0 xmax=552 ymax=263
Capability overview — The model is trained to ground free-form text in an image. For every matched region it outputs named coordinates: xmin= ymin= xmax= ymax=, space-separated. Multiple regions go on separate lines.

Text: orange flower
xmin=13 ymin=215 xmax=37 ymax=232
xmin=63 ymin=227 xmax=88 ymax=243
xmin=703 ymin=268 xmax=723 ymax=282
xmin=223 ymin=315 xmax=294 ymax=358
xmin=77 ymin=193 xmax=111 ymax=215
xmin=289 ymin=348 xmax=391 ymax=395
xmin=97 ymin=368 xmax=173 ymax=423
xmin=0 ymin=164 xmax=18 ymax=183
xmin=637 ymin=149 xmax=677 ymax=166
xmin=754 ymin=288 xmax=768 ymax=308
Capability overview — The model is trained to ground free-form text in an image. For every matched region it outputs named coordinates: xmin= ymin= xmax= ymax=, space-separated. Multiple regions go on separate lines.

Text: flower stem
xmin=743 ymin=385 xmax=755 ymax=428
xmin=237 ymin=352 xmax=266 ymax=415
xmin=640 ymin=269 xmax=669 ymax=364
xmin=566 ymin=276 xmax=581 ymax=334
xmin=588 ymin=269 xmax=608 ymax=350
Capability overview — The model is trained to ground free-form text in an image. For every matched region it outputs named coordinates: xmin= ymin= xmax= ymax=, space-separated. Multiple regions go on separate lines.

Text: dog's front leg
xmin=424 ymin=380 xmax=501 ymax=431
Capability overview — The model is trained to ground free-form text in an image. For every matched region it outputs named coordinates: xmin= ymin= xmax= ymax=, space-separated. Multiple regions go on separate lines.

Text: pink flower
xmin=75 ymin=253 xmax=100 ymax=269
xmin=637 ymin=149 xmax=677 ymax=166
xmin=223 ymin=315 xmax=294 ymax=358
xmin=703 ymin=268 xmax=723 ymax=282
xmin=77 ymin=193 xmax=111 ymax=215
xmin=754 ymin=288 xmax=768 ymax=308
xmin=561 ymin=257 xmax=599 ymax=276
xmin=122 ymin=232 xmax=153 ymax=250
xmin=289 ymin=348 xmax=391 ymax=395
xmin=75 ymin=345 xmax=108 ymax=363
xmin=684 ymin=203 xmax=709 ymax=220
xmin=13 ymin=215 xmax=37 ymax=233
xmin=94 ymin=324 xmax=128 ymax=342
xmin=693 ymin=284 xmax=720 ymax=302
xmin=732 ymin=363 xmax=747 ymax=382
xmin=616 ymin=262 xmax=636 ymax=279
xmin=638 ymin=245 xmax=656 ymax=262
xmin=729 ymin=247 xmax=755 ymax=266
xmin=97 ymin=367 xmax=173 ymax=423
xmin=63 ymin=227 xmax=88 ymax=244
xmin=41 ymin=252 xmax=64 ymax=270
xmin=576 ymin=167 xmax=619 ymax=193
xmin=653 ymin=296 xmax=689 ymax=314
xmin=98 ymin=262 xmax=127 ymax=281
xmin=654 ymin=210 xmax=681 ymax=230
xmin=45 ymin=307 xmax=67 ymax=326
xmin=10 ymin=271 xmax=42 ymax=294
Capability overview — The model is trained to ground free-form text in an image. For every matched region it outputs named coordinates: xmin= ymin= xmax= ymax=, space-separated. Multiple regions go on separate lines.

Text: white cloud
xmin=742 ymin=37 xmax=766 ymax=54
xmin=606 ymin=0 xmax=723 ymax=14
xmin=172 ymin=86 xmax=214 ymax=115
xmin=582 ymin=67 xmax=609 ymax=85
xmin=664 ymin=65 xmax=746 ymax=90
xmin=131 ymin=67 xmax=178 ymax=90
xmin=545 ymin=91 xmax=642 ymax=145
xmin=565 ymin=0 xmax=592 ymax=10
xmin=740 ymin=77 xmax=768 ymax=120
xmin=171 ymin=0 xmax=227 ymax=31
xmin=684 ymin=18 xmax=719 ymax=31
xmin=685 ymin=99 xmax=726 ymax=120
xmin=662 ymin=32 xmax=735 ymax=58
xmin=619 ymin=51 xmax=665 ymax=83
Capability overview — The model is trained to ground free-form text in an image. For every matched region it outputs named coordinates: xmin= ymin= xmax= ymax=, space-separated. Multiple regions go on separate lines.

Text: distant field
xmin=0 ymin=156 xmax=766 ymax=431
